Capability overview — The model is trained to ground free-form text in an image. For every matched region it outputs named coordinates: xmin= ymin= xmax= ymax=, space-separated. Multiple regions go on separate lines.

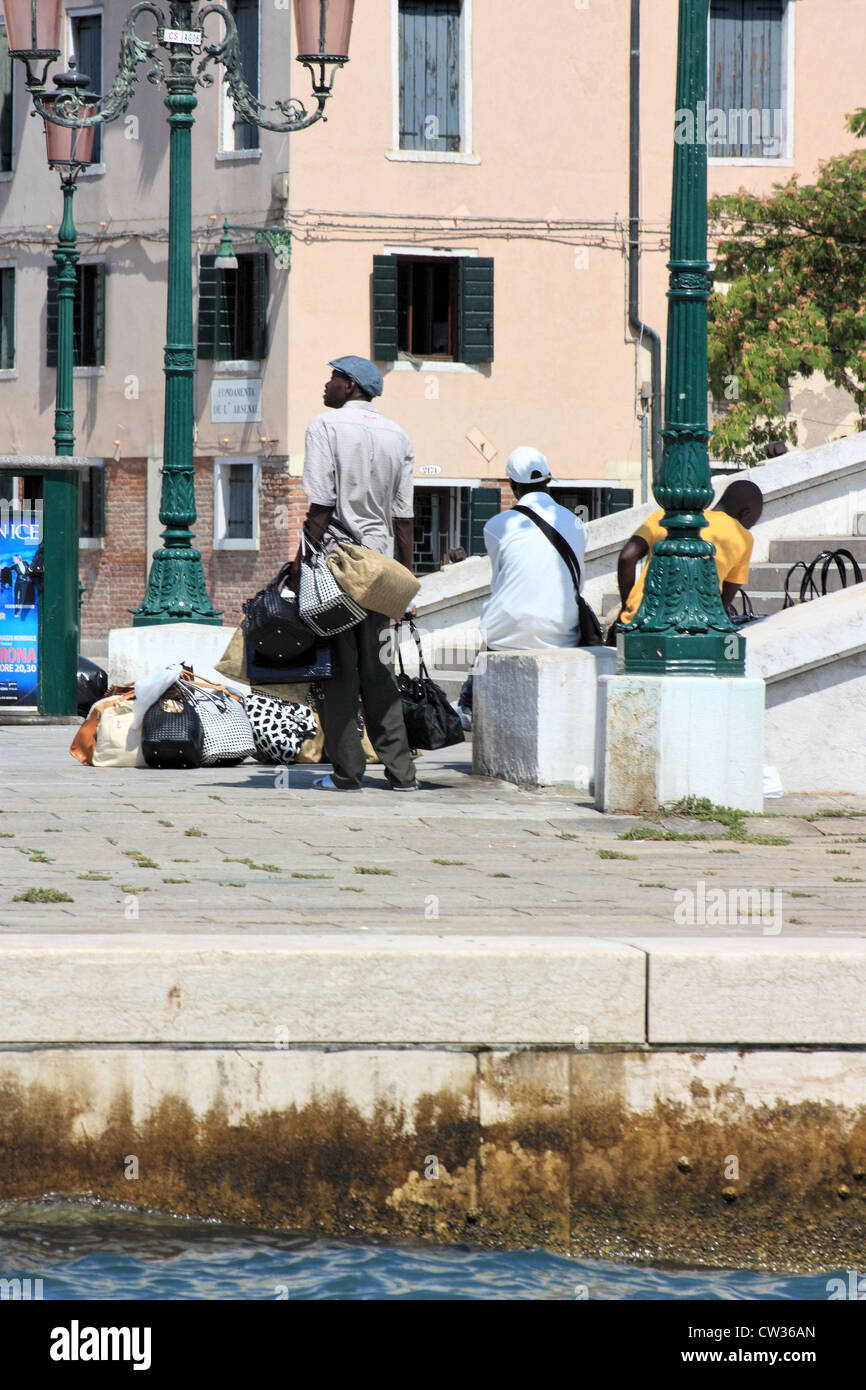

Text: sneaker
xmin=312 ymin=775 xmax=361 ymax=792
xmin=390 ymin=779 xmax=421 ymax=792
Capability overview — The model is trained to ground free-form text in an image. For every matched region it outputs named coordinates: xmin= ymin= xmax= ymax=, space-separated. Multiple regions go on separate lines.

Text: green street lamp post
xmin=38 ymin=59 xmax=98 ymax=713
xmin=622 ymin=0 xmax=743 ymax=677
xmin=3 ymin=0 xmax=355 ymax=631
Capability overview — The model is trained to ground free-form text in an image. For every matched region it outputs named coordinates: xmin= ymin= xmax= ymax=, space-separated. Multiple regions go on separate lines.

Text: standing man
xmin=298 ymin=356 xmax=420 ymax=792
xmin=481 ymin=447 xmax=589 ymax=649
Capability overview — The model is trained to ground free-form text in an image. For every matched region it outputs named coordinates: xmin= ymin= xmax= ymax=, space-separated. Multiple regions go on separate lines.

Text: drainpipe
xmin=629 ymin=0 xmax=663 ymax=487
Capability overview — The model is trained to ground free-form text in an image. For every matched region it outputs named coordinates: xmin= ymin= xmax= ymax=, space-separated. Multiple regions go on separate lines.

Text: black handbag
xmin=245 ymin=639 xmax=333 ymax=684
xmin=141 ymin=682 xmax=205 ymax=768
xmin=726 ymin=589 xmax=758 ymax=627
xmin=77 ymin=656 xmax=108 ymax=718
xmin=396 ymin=620 xmax=465 ymax=751
xmin=511 ymin=505 xmax=603 ymax=645
xmin=243 ymin=561 xmax=317 ymax=661
xmin=784 ymin=548 xmax=863 ymax=609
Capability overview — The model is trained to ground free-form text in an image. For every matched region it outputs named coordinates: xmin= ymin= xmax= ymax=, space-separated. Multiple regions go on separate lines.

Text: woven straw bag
xmin=326 ymin=541 xmax=420 ymax=621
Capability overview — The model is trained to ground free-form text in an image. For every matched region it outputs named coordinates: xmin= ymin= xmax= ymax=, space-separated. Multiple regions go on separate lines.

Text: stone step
xmin=768 ymin=536 xmax=866 ymax=563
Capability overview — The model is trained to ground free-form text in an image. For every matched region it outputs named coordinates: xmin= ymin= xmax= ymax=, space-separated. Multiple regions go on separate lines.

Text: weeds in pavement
xmin=158 ymin=819 xmax=173 ymax=827
xmin=14 ymin=887 xmax=73 ymax=903
xmin=833 ymin=876 xmax=864 ymax=883
xmin=119 ymin=884 xmax=151 ymax=894
xmin=123 ymin=851 xmax=159 ymax=869
xmin=433 ymin=858 xmax=467 ymax=865
xmin=340 ymin=886 xmax=364 ymax=892
xmin=354 ymin=865 xmax=393 ymax=875
xmin=292 ymin=872 xmax=333 ymax=879
xmin=224 ymin=857 xmax=280 ymax=873
xmin=163 ymin=878 xmax=190 ymax=884
xmin=77 ymin=871 xmax=111 ymax=881
xmin=184 ymin=827 xmax=205 ymax=837
xmin=599 ymin=849 xmax=638 ymax=860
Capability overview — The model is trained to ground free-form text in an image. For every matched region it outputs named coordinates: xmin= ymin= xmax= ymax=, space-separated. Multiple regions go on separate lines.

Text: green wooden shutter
xmin=93 ymin=263 xmax=106 ymax=366
xmin=46 ymin=266 xmax=58 ymax=368
xmin=250 ymin=252 xmax=268 ymax=359
xmin=0 ymin=267 xmax=14 ymax=370
xmin=230 ymin=0 xmax=260 ymax=150
xmin=372 ymin=254 xmax=399 ymax=361
xmin=458 ymin=257 xmax=494 ymax=364
xmin=399 ymin=0 xmax=461 ymax=153
xmin=0 ymin=23 xmax=13 ymax=173
xmin=198 ymin=255 xmax=220 ymax=359
xmin=91 ymin=463 xmax=106 ymax=536
xmin=467 ymin=486 xmax=500 ymax=555
xmin=601 ymin=487 xmax=634 ymax=515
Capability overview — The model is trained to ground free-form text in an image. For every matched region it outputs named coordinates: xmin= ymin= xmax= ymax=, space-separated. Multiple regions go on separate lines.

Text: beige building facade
xmin=0 ymin=0 xmax=863 ymax=628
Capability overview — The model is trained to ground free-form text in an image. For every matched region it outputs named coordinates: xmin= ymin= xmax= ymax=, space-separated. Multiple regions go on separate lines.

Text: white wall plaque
xmin=211 ymin=379 xmax=262 ymax=424
xmin=418 ymin=464 xmax=442 ymax=476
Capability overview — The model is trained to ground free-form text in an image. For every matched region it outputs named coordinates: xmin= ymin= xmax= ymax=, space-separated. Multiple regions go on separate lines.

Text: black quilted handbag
xmin=246 ymin=638 xmax=333 ymax=684
xmin=396 ymin=620 xmax=465 ymax=751
xmin=243 ymin=562 xmax=317 ymax=661
xmin=141 ymin=682 xmax=205 ymax=768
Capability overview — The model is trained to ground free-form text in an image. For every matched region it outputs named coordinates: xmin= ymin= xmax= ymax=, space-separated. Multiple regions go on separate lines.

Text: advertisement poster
xmin=0 ymin=502 xmax=41 ymax=707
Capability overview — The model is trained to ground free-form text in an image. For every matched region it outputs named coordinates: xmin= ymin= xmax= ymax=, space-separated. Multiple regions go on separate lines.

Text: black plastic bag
xmin=77 ymin=656 xmax=108 ymax=717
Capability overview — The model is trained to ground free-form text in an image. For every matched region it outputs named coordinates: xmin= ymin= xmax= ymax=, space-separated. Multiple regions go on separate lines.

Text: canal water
xmin=0 ymin=1200 xmax=839 ymax=1300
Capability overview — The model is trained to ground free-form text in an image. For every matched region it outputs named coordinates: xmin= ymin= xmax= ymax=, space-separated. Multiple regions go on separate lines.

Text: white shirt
xmin=302 ymin=400 xmax=415 ymax=555
xmin=481 ymin=491 xmax=588 ymax=649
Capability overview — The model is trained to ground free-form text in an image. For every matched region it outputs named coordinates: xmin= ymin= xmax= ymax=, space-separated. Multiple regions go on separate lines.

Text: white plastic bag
xmin=131 ymin=664 xmax=183 ymax=729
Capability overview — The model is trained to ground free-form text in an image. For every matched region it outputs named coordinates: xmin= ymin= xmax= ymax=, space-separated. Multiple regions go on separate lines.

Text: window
xmin=221 ymin=0 xmax=260 ymax=151
xmin=68 ymin=11 xmax=103 ymax=164
xmin=0 ymin=20 xmax=14 ymax=174
xmin=708 ymin=0 xmax=788 ymax=159
xmin=213 ymin=458 xmax=260 ymax=549
xmin=0 ymin=266 xmax=14 ymax=369
xmin=398 ymin=0 xmax=461 ymax=152
xmin=198 ymin=253 xmax=268 ymax=361
xmin=46 ymin=262 xmax=106 ymax=367
xmin=79 ymin=463 xmax=105 ymax=539
xmin=373 ymin=253 xmax=493 ymax=364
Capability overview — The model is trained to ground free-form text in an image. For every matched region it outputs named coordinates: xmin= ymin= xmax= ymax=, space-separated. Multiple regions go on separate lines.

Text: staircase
xmin=601 ymin=528 xmax=866 ymax=620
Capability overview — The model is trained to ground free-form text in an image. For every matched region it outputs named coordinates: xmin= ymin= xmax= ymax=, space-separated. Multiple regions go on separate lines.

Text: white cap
xmin=505 ymin=446 xmax=552 ymax=485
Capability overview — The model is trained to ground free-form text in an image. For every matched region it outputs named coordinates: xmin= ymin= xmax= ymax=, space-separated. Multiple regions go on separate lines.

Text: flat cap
xmin=329 ymin=355 xmax=384 ymax=398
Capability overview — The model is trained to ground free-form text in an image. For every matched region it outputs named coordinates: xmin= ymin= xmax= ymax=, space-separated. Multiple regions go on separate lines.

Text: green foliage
xmin=708 ymin=148 xmax=866 ymax=462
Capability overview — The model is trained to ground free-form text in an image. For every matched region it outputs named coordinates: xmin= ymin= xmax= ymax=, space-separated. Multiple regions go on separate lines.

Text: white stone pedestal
xmin=473 ymin=646 xmax=617 ymax=790
xmin=595 ymin=675 xmax=765 ymax=814
xmin=108 ymin=624 xmax=237 ymax=687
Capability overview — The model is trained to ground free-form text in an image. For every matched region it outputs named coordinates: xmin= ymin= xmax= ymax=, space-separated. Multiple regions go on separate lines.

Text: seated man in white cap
xmin=480 ymin=446 xmax=588 ymax=649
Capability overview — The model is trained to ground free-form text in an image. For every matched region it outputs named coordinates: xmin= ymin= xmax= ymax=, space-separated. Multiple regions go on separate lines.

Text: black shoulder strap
xmin=512 ymin=504 xmax=582 ymax=596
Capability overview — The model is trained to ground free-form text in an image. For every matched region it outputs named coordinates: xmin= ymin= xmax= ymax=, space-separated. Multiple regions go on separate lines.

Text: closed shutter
xmin=372 ymin=255 xmax=399 ymax=361
xmin=231 ymin=0 xmax=260 ymax=150
xmin=91 ymin=464 xmax=106 ymax=537
xmin=0 ymin=23 xmax=12 ymax=173
xmin=399 ymin=0 xmax=461 ymax=152
xmin=46 ymin=265 xmax=58 ymax=368
xmin=467 ymin=487 xmax=500 ymax=556
xmin=601 ymin=487 xmax=634 ymax=516
xmin=709 ymin=0 xmax=784 ymax=157
xmin=457 ymin=257 xmax=493 ymax=364
xmin=71 ymin=14 xmax=102 ymax=163
xmin=0 ymin=267 xmax=14 ymax=370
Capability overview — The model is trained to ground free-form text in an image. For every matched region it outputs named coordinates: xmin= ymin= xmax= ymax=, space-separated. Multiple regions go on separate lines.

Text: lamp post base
xmin=595 ymin=673 xmax=765 ymax=815
xmin=130 ymin=547 xmax=222 ymax=627
xmin=622 ymin=629 xmax=745 ymax=676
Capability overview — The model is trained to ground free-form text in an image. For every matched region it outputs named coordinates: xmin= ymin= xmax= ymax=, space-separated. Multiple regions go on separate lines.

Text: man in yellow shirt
xmin=617 ymin=479 xmax=763 ymax=626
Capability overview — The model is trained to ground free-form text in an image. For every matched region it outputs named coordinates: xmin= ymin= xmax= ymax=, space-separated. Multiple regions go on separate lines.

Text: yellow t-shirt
xmin=620 ymin=508 xmax=753 ymax=624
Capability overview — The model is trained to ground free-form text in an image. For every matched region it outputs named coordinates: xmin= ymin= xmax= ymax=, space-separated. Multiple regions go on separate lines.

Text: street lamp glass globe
xmin=43 ymin=101 xmax=97 ymax=165
xmin=1 ymin=0 xmax=62 ymax=55
xmin=293 ymin=0 xmax=354 ymax=61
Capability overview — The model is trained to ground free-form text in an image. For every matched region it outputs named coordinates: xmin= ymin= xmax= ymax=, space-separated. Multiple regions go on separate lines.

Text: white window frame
xmin=66 ymin=7 xmax=105 ymax=175
xmin=388 ymin=0 xmax=479 ymax=164
xmin=219 ymin=0 xmax=261 ymax=157
xmin=707 ymin=0 xmax=795 ymax=167
xmin=382 ymin=244 xmax=484 ymax=373
xmin=0 ymin=18 xmax=15 ymax=180
xmin=0 ymin=260 xmax=16 ymax=377
xmin=213 ymin=455 xmax=260 ymax=550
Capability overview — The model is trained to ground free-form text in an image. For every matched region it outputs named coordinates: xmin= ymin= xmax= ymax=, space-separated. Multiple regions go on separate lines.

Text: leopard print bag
xmin=242 ymin=691 xmax=319 ymax=765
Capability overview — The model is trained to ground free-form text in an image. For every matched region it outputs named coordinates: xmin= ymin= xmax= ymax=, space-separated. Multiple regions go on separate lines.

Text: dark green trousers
xmin=319 ymin=611 xmax=416 ymax=789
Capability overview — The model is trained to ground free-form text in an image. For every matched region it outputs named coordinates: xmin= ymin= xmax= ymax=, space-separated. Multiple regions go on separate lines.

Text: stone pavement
xmin=2 ymin=726 xmax=866 ymax=938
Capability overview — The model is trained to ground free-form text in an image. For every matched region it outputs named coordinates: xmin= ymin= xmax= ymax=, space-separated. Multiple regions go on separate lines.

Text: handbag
xmin=298 ymin=534 xmax=366 ymax=637
xmin=326 ymin=542 xmax=420 ymax=621
xmin=512 ymin=505 xmax=603 ymax=645
xmin=70 ymin=685 xmax=136 ymax=765
xmin=141 ymin=682 xmax=205 ymax=769
xmin=180 ymin=677 xmax=256 ymax=766
xmin=726 ymin=589 xmax=758 ymax=627
xmin=396 ymin=620 xmax=465 ymax=751
xmin=246 ymin=638 xmax=333 ymax=685
xmin=243 ymin=691 xmax=320 ymax=765
xmin=243 ymin=562 xmax=317 ymax=661
xmin=92 ymin=696 xmax=145 ymax=768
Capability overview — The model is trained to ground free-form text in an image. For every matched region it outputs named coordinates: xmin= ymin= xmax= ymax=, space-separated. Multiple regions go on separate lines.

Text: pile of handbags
xmin=71 ymin=664 xmax=318 ymax=770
